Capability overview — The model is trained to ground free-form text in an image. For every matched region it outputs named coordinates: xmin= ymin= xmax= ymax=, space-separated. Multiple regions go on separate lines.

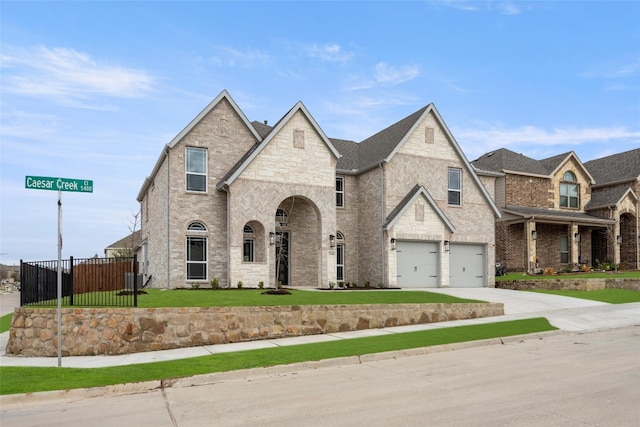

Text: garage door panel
xmin=450 ymin=244 xmax=485 ymax=288
xmin=397 ymin=241 xmax=439 ymax=288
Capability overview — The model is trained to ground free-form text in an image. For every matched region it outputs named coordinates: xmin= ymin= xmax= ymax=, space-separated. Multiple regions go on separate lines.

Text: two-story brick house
xmin=584 ymin=148 xmax=640 ymax=269
xmin=472 ymin=148 xmax=639 ymax=272
xmin=137 ymin=90 xmax=500 ymax=289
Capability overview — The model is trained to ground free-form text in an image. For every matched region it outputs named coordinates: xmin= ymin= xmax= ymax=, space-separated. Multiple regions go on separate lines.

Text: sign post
xmin=25 ymin=176 xmax=93 ymax=367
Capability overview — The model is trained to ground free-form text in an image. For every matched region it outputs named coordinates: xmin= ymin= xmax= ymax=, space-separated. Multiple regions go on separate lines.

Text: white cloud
xmin=306 ymin=43 xmax=353 ymax=63
xmin=1 ymin=45 xmax=155 ymax=102
xmin=579 ymin=59 xmax=640 ymax=79
xmin=455 ymin=123 xmax=640 ymax=160
xmin=208 ymin=46 xmax=270 ymax=67
xmin=374 ymin=62 xmax=420 ymax=86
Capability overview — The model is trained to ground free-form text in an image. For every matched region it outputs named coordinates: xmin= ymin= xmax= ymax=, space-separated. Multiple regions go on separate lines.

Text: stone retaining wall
xmin=496 ymin=278 xmax=640 ymax=291
xmin=6 ymin=303 xmax=503 ymax=357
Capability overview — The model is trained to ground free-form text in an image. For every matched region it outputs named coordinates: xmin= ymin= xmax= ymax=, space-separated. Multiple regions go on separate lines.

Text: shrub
xmin=210 ymin=278 xmax=219 ymax=289
xmin=364 ymin=281 xmax=370 ymax=288
xmin=580 ymin=264 xmax=591 ymax=272
xmin=237 ymin=280 xmax=243 ymax=289
xmin=543 ymin=267 xmax=556 ymax=275
xmin=191 ymin=282 xmax=200 ymax=289
xmin=258 ymin=281 xmax=264 ymax=289
xmin=328 ymin=281 xmax=336 ymax=289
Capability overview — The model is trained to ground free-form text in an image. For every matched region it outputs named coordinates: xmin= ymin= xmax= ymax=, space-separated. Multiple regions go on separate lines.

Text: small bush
xmin=258 ymin=281 xmax=264 ymax=289
xmin=543 ymin=267 xmax=556 ymax=275
xmin=237 ymin=280 xmax=243 ymax=289
xmin=580 ymin=264 xmax=591 ymax=272
xmin=210 ymin=278 xmax=219 ymax=289
xmin=328 ymin=281 xmax=336 ymax=289
xmin=364 ymin=281 xmax=371 ymax=288
xmin=191 ymin=282 xmax=200 ymax=289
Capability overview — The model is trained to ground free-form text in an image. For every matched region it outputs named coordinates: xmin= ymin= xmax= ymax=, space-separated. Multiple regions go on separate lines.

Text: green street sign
xmin=25 ymin=176 xmax=93 ymax=193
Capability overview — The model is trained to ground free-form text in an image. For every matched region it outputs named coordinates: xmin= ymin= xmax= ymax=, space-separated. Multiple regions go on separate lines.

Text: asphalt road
xmin=2 ymin=325 xmax=639 ymax=427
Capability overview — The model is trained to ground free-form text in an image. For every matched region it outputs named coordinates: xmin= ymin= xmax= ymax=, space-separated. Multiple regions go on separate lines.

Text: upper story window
xmin=336 ymin=176 xmax=344 ymax=207
xmin=186 ymin=147 xmax=207 ymax=192
xmin=448 ymin=168 xmax=462 ymax=206
xmin=560 ymin=171 xmax=579 ymax=209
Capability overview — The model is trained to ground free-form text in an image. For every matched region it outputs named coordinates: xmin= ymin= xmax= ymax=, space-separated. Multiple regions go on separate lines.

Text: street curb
xmin=0 ymin=330 xmax=565 ymax=406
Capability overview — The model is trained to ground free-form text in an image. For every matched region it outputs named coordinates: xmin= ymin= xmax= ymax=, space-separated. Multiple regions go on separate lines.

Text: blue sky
xmin=1 ymin=1 xmax=639 ymax=266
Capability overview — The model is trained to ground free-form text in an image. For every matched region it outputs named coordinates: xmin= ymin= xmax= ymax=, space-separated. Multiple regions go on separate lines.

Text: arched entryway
xmin=274 ymin=196 xmax=322 ymax=286
xmin=620 ymin=212 xmax=638 ymax=269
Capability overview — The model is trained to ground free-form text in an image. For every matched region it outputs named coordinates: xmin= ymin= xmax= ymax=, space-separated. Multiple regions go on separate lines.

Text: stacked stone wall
xmin=7 ymin=302 xmax=503 ymax=357
xmin=496 ymin=278 xmax=639 ymax=291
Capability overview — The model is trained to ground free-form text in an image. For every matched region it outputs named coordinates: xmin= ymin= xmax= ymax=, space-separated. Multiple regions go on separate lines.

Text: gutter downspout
xmin=226 ymin=186 xmax=231 ymax=288
xmin=380 ymin=162 xmax=386 ymax=286
xmin=165 ymin=146 xmax=171 ymax=289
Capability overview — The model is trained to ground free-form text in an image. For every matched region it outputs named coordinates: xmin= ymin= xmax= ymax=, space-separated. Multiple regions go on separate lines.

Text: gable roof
xmin=586 ymin=186 xmax=639 ymax=210
xmin=584 ymin=148 xmax=640 ymax=187
xmin=472 ymin=148 xmax=595 ymax=183
xmin=216 ymin=101 xmax=341 ymax=190
xmin=137 ymin=90 xmax=261 ymax=201
xmin=105 ymin=230 xmax=141 ymax=251
xmin=383 ymin=184 xmax=456 ymax=232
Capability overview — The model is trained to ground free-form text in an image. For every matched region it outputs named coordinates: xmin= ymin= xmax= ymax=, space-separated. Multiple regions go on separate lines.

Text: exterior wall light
xmin=390 ymin=238 xmax=397 ymax=251
xmin=444 ymin=240 xmax=450 ymax=252
xmin=329 ymin=234 xmax=336 ymax=248
xmin=531 ymin=230 xmax=537 ymax=241
xmin=574 ymin=233 xmax=581 ymax=242
xmin=617 ymin=235 xmax=622 ymax=244
xmin=269 ymin=232 xmax=275 ymax=245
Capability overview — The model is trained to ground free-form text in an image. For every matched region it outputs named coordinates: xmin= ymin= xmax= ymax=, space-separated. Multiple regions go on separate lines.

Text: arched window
xmin=336 ymin=231 xmax=345 ymax=281
xmin=187 ymin=221 xmax=207 ymax=231
xmin=186 ymin=221 xmax=207 ymax=280
xmin=560 ymin=171 xmax=579 ymax=208
xmin=243 ymin=224 xmax=255 ymax=262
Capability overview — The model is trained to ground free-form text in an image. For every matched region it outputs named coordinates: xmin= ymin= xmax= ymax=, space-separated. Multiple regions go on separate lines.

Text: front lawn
xmin=0 ymin=317 xmax=556 ymax=395
xmin=27 ymin=288 xmax=482 ymax=309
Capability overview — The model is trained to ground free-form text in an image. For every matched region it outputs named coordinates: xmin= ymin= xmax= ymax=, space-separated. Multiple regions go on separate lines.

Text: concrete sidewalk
xmin=1 ymin=288 xmax=638 ymax=368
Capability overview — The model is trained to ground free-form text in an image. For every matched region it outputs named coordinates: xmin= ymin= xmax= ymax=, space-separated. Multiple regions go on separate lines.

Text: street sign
xmin=25 ymin=176 xmax=93 ymax=193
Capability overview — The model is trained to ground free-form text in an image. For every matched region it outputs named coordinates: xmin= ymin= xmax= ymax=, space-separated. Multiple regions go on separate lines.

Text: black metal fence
xmin=20 ymin=256 xmax=139 ymax=307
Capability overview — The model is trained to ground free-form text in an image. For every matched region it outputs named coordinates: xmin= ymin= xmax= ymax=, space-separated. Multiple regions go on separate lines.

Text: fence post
xmin=19 ymin=259 xmax=24 ymax=307
xmin=69 ymin=256 xmax=74 ymax=306
xmin=133 ymin=254 xmax=138 ymax=307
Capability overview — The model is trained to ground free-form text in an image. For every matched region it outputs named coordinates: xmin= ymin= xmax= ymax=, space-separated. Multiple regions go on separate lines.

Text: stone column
xmin=527 ymin=221 xmax=537 ymax=273
xmin=571 ymin=223 xmax=580 ymax=267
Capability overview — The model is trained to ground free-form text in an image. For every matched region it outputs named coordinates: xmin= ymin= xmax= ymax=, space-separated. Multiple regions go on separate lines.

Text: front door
xmin=275 ymin=231 xmax=290 ymax=286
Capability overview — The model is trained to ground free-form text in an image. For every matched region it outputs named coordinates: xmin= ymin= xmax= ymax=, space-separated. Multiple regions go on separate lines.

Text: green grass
xmin=527 ymin=288 xmax=640 ymax=304
xmin=0 ymin=313 xmax=12 ymax=333
xmin=29 ymin=288 xmax=482 ymax=308
xmin=496 ymin=271 xmax=640 ymax=281
xmin=0 ymin=317 xmax=556 ymax=395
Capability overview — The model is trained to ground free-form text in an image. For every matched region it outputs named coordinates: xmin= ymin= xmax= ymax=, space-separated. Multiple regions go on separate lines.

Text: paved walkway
xmin=1 ymin=288 xmax=638 ymax=368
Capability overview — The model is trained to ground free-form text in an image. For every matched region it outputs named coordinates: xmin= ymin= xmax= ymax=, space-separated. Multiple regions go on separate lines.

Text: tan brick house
xmin=472 ymin=148 xmax=639 ymax=272
xmin=136 ymin=90 xmax=500 ymax=289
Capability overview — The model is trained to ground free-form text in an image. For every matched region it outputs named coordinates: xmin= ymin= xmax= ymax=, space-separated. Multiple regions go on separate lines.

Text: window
xmin=243 ymin=225 xmax=255 ymax=262
xmin=186 ymin=147 xmax=207 ymax=192
xmin=187 ymin=237 xmax=207 ymax=280
xmin=187 ymin=221 xmax=207 ymax=280
xmin=560 ymin=235 xmax=569 ymax=264
xmin=336 ymin=176 xmax=344 ymax=207
xmin=336 ymin=232 xmax=345 ymax=281
xmin=560 ymin=171 xmax=579 ymax=208
xmin=448 ymin=168 xmax=462 ymax=206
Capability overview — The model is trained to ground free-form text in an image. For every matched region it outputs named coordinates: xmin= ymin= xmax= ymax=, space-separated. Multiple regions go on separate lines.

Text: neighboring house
xmin=472 ymin=148 xmax=639 ymax=272
xmin=584 ymin=148 xmax=640 ymax=269
xmin=137 ymin=90 xmax=500 ymax=289
xmin=104 ymin=230 xmax=141 ymax=258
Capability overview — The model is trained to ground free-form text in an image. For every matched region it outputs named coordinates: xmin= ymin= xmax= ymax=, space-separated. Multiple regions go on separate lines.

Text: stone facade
xmin=7 ymin=303 xmax=504 ymax=357
xmin=137 ymin=91 xmax=500 ymax=290
xmin=496 ymin=277 xmax=640 ymax=291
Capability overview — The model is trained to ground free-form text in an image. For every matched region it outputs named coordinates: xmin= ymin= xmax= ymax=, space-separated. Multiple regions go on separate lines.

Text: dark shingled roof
xmin=471 ymin=148 xmax=549 ymax=175
xmin=586 ymin=186 xmax=637 ymax=210
xmin=503 ymin=206 xmax=614 ymax=225
xmin=584 ymin=148 xmax=640 ymax=186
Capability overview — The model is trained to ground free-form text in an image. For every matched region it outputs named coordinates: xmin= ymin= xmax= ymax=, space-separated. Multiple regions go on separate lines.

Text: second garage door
xmin=396 ymin=241 xmax=439 ymax=288
xmin=449 ymin=244 xmax=485 ymax=287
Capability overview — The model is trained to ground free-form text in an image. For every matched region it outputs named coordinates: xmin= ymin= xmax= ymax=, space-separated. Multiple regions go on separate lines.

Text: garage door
xmin=449 ymin=244 xmax=485 ymax=287
xmin=396 ymin=241 xmax=439 ymax=288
